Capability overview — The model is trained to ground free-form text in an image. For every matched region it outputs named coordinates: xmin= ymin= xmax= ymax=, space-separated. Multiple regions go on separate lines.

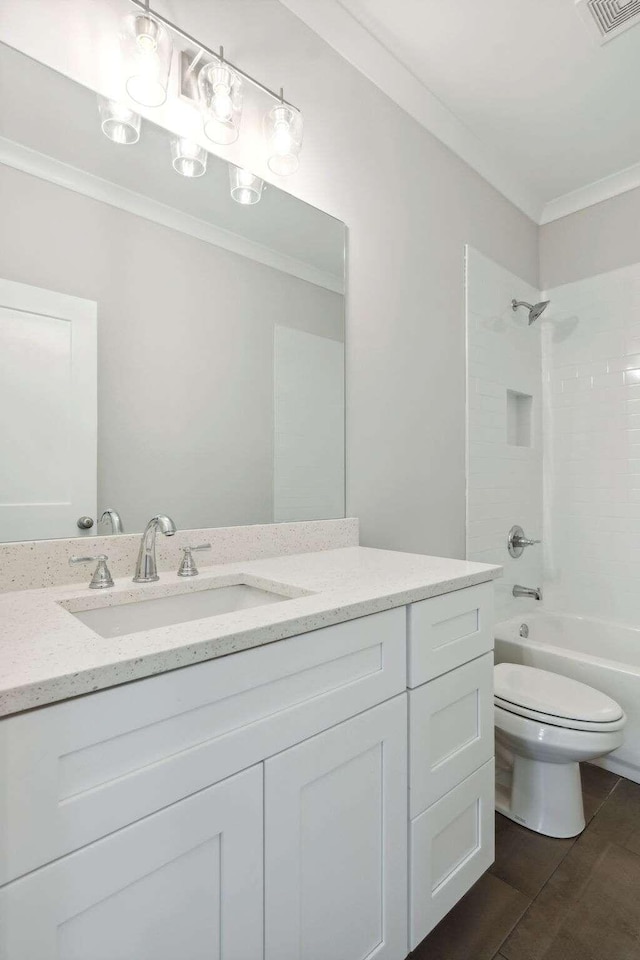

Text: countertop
xmin=0 ymin=547 xmax=501 ymax=717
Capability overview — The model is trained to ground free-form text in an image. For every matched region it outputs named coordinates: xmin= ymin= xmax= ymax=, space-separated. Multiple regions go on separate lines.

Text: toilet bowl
xmin=494 ymin=663 xmax=625 ymax=838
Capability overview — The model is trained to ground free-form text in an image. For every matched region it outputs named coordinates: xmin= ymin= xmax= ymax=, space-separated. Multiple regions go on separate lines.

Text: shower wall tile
xmin=465 ymin=247 xmax=544 ymax=620
xmin=543 ymin=261 xmax=640 ymax=625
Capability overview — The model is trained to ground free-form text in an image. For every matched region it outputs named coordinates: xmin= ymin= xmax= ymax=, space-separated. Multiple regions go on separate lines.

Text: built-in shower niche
xmin=506 ymin=390 xmax=533 ymax=447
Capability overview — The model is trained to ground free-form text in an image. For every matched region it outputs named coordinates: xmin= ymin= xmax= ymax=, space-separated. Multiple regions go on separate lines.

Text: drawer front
xmin=0 ymin=607 xmax=406 ymax=885
xmin=409 ymin=760 xmax=495 ymax=950
xmin=409 ymin=652 xmax=493 ymax=818
xmin=407 ymin=583 xmax=494 ymax=687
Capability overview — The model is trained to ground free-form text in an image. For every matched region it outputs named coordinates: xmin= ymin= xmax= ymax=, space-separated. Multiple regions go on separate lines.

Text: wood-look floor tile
xmin=412 ymin=873 xmax=530 ymax=960
xmin=490 ymin=813 xmax=574 ymax=899
xmin=581 ymin=763 xmax=620 ymax=823
xmin=586 ymin=777 xmax=640 ymax=848
xmin=535 ymin=843 xmax=640 ymax=960
xmin=502 ymin=779 xmax=640 ymax=960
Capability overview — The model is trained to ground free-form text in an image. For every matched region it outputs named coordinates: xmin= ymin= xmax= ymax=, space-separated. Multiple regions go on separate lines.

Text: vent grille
xmin=577 ymin=0 xmax=640 ymax=43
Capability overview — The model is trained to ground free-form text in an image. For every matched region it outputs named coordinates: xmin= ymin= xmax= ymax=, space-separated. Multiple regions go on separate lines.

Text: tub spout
xmin=513 ymin=584 xmax=542 ymax=601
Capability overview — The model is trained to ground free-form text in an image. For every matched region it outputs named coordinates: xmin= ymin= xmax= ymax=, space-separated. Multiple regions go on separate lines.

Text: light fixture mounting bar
xmin=128 ymin=0 xmax=298 ymax=110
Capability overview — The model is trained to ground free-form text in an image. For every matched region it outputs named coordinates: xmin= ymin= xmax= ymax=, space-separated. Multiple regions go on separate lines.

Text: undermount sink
xmin=71 ymin=582 xmax=292 ymax=639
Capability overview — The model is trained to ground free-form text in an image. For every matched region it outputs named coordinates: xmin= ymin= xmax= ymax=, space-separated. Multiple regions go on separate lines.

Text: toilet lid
xmin=494 ymin=663 xmax=623 ymax=724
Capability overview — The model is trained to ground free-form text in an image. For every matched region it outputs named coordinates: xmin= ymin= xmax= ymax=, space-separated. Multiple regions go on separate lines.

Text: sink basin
xmin=71 ymin=583 xmax=291 ymax=639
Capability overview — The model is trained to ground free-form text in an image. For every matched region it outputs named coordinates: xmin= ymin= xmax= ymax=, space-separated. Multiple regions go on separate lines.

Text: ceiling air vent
xmin=576 ymin=0 xmax=640 ymax=43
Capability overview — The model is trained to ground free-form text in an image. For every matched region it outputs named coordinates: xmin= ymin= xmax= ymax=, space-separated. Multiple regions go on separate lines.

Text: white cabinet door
xmin=0 ymin=278 xmax=97 ymax=542
xmin=265 ymin=695 xmax=408 ymax=960
xmin=0 ymin=765 xmax=263 ymax=960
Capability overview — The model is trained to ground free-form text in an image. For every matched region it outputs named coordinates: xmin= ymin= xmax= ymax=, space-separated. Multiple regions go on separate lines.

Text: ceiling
xmin=281 ymin=0 xmax=640 ymax=223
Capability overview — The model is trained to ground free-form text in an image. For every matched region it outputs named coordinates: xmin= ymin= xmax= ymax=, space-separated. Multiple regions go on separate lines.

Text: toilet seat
xmin=494 ymin=663 xmax=625 ymax=733
xmin=494 ymin=698 xmax=626 ymax=733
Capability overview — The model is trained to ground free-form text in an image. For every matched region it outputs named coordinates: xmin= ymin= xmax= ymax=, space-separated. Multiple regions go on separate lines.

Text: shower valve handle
xmin=516 ymin=535 xmax=541 ymax=547
xmin=508 ymin=525 xmax=541 ymax=558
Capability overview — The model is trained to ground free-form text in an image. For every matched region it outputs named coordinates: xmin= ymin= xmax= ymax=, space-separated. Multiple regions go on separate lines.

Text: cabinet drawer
xmin=409 ymin=652 xmax=493 ymax=818
xmin=0 ymin=765 xmax=264 ymax=960
xmin=407 ymin=583 xmax=493 ymax=687
xmin=409 ymin=759 xmax=495 ymax=950
xmin=0 ymin=607 xmax=405 ymax=885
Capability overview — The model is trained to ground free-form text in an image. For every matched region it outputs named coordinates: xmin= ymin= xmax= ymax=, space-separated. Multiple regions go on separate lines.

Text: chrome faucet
xmin=133 ymin=515 xmax=177 ymax=582
xmin=99 ymin=508 xmax=124 ymax=534
xmin=513 ymin=584 xmax=542 ymax=601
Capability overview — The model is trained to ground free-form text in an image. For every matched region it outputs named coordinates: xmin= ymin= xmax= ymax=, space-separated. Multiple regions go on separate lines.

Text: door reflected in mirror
xmin=0 ymin=43 xmax=345 ymax=543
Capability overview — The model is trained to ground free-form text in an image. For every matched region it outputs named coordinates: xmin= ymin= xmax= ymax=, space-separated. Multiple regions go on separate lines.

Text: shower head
xmin=512 ymin=298 xmax=550 ymax=325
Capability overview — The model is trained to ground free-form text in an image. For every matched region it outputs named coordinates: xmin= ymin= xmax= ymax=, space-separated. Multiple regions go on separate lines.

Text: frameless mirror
xmin=0 ymin=43 xmax=345 ymax=543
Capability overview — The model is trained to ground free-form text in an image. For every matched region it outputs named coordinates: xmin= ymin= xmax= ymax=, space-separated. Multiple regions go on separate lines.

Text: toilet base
xmin=496 ymin=754 xmax=585 ymax=838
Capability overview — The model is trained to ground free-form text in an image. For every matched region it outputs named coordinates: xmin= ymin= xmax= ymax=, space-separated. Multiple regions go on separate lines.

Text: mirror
xmin=0 ymin=43 xmax=345 ymax=543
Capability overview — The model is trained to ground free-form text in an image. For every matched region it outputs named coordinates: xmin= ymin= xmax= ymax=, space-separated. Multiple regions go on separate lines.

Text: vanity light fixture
xmin=97 ymin=96 xmax=141 ymax=144
xmin=229 ymin=164 xmax=264 ymax=205
xmin=171 ymin=136 xmax=207 ymax=177
xmin=264 ymin=98 xmax=303 ymax=176
xmin=122 ymin=0 xmax=304 ymax=171
xmin=198 ymin=56 xmax=243 ymax=145
xmin=122 ymin=11 xmax=173 ymax=107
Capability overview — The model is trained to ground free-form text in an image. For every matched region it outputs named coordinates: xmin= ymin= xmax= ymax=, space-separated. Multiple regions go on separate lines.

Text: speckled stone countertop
xmin=0 ymin=547 xmax=501 ymax=717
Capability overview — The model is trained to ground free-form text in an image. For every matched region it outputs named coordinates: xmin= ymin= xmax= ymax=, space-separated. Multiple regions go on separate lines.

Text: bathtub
xmin=494 ymin=611 xmax=640 ymax=784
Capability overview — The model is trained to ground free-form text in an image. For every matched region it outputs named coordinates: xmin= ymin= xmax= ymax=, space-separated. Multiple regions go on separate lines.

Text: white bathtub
xmin=494 ymin=611 xmax=640 ymax=784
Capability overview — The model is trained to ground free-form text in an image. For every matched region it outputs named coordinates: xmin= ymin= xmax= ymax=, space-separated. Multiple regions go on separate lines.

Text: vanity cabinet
xmin=0 ymin=607 xmax=405 ymax=886
xmin=0 ymin=579 xmax=497 ymax=960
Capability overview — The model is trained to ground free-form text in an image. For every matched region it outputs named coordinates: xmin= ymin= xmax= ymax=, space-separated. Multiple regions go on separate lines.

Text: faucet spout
xmin=99 ymin=508 xmax=124 ymax=535
xmin=513 ymin=584 xmax=542 ymax=601
xmin=133 ymin=514 xmax=177 ymax=583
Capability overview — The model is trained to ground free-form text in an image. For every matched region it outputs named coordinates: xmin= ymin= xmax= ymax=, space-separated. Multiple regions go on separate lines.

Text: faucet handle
xmin=177 ymin=543 xmax=212 ymax=578
xmin=69 ymin=554 xmax=114 ymax=589
xmin=508 ymin=525 xmax=542 ymax=558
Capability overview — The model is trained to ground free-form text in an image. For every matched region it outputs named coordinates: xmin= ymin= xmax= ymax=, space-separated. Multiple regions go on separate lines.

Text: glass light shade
xmin=198 ymin=61 xmax=242 ymax=145
xmin=97 ymin=96 xmax=141 ymax=144
xmin=264 ymin=103 xmax=303 ymax=175
xmin=123 ymin=14 xmax=172 ymax=107
xmin=229 ymin=165 xmax=264 ymax=205
xmin=171 ymin=137 xmax=207 ymax=177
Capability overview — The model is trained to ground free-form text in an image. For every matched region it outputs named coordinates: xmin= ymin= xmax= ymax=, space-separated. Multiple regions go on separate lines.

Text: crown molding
xmin=279 ymin=0 xmax=543 ymax=223
xmin=280 ymin=0 xmax=640 ymax=227
xmin=539 ymin=160 xmax=640 ymax=225
xmin=0 ymin=136 xmax=344 ymax=294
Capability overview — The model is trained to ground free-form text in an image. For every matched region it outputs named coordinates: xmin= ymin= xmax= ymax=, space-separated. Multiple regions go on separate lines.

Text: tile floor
xmin=412 ymin=764 xmax=640 ymax=960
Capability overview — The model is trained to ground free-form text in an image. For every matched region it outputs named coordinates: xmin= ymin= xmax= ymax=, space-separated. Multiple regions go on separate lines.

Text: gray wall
xmin=539 ymin=186 xmax=640 ymax=288
xmin=171 ymin=1 xmax=538 ymax=559
xmin=0 ymin=163 xmax=343 ymax=533
xmin=0 ymin=0 xmax=540 ymax=559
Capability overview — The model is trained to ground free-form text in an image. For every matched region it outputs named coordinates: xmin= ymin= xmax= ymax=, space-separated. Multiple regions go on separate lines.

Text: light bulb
xmin=229 ymin=164 xmax=264 ymax=204
xmin=264 ymin=102 xmax=303 ymax=176
xmin=171 ymin=137 xmax=207 ymax=178
xmin=98 ymin=96 xmax=141 ymax=145
xmin=212 ymin=90 xmax=233 ymax=121
xmin=272 ymin=120 xmax=293 ymax=156
xmin=124 ymin=14 xmax=172 ymax=107
xmin=198 ymin=61 xmax=242 ymax=145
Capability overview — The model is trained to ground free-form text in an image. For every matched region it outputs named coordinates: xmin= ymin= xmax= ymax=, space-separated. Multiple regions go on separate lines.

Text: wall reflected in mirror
xmin=0 ymin=43 xmax=345 ymax=543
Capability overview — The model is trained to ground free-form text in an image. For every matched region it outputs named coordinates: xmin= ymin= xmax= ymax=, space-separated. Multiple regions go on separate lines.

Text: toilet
xmin=494 ymin=663 xmax=626 ymax=838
